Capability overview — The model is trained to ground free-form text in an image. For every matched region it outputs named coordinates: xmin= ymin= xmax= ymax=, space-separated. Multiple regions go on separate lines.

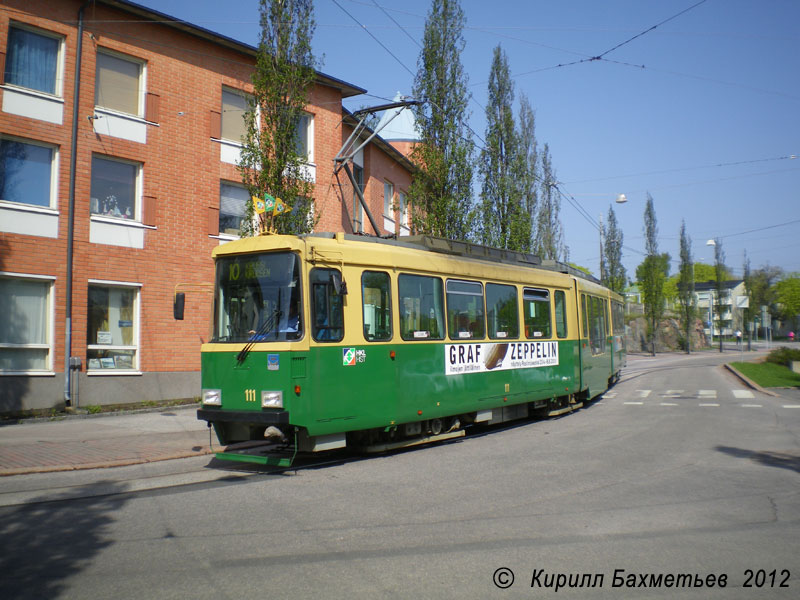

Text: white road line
xmin=603 ymin=392 xmax=617 ymax=398
xmin=662 ymin=390 xmax=683 ymax=398
xmin=698 ymin=390 xmax=717 ymax=398
xmin=624 ymin=401 xmax=644 ymax=405
xmin=784 ymin=405 xmax=800 ymax=409
xmin=698 ymin=403 xmax=720 ymax=407
xmin=660 ymin=402 xmax=678 ymax=406
xmin=636 ymin=390 xmax=651 ymax=398
xmin=742 ymin=404 xmax=762 ymax=408
xmin=733 ymin=390 xmax=755 ymax=399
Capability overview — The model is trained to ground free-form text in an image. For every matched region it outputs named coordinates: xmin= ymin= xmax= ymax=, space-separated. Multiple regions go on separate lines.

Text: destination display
xmin=445 ymin=341 xmax=559 ymax=375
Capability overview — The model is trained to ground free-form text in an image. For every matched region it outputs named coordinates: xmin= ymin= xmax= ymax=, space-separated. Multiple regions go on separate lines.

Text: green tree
xmin=409 ymin=0 xmax=474 ymax=241
xmin=602 ymin=204 xmax=626 ymax=293
xmin=535 ymin=144 xmax=567 ymax=261
xmin=239 ymin=0 xmax=317 ymax=236
xmin=636 ymin=193 xmax=668 ymax=355
xmin=693 ymin=262 xmax=730 ymax=283
xmin=676 ymin=220 xmax=696 ymax=353
xmin=776 ymin=275 xmax=800 ymax=333
xmin=517 ymin=93 xmax=538 ymax=251
xmin=748 ymin=266 xmax=783 ymax=335
xmin=478 ymin=45 xmax=529 ymax=250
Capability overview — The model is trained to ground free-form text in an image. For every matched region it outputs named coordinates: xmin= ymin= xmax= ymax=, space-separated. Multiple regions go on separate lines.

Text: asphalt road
xmin=2 ymin=351 xmax=798 ymax=599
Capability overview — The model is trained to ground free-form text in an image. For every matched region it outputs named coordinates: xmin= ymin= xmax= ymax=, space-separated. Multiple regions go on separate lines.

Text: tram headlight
xmin=202 ymin=389 xmax=222 ymax=406
xmin=261 ymin=391 xmax=283 ymax=409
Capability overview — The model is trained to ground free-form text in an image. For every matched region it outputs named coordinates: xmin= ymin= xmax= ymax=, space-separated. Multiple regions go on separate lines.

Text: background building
xmin=0 ymin=0 xmax=414 ymax=413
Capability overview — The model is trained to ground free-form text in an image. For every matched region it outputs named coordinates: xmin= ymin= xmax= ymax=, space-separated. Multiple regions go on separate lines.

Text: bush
xmin=765 ymin=346 xmax=800 ymax=368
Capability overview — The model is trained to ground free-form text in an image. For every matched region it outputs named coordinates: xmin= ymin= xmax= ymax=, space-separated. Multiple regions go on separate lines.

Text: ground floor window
xmin=0 ymin=275 xmax=53 ymax=372
xmin=86 ymin=282 xmax=139 ymax=371
xmin=219 ymin=181 xmax=248 ymax=236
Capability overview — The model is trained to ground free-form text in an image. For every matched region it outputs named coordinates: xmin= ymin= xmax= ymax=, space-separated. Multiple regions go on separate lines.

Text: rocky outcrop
xmin=625 ymin=316 xmax=708 ymax=353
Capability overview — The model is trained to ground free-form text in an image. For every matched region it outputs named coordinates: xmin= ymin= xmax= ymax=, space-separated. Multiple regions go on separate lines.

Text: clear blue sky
xmin=136 ymin=0 xmax=799 ymax=281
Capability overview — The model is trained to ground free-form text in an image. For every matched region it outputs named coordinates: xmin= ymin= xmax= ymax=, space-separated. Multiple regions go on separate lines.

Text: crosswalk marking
xmin=698 ymin=403 xmax=720 ymax=407
xmin=624 ymin=401 xmax=644 ymax=405
xmin=660 ymin=402 xmax=678 ymax=406
xmin=636 ymin=390 xmax=651 ymax=398
xmin=733 ymin=390 xmax=755 ymax=399
xmin=603 ymin=391 xmax=617 ymax=399
xmin=784 ymin=405 xmax=800 ymax=409
xmin=742 ymin=404 xmax=762 ymax=408
xmin=698 ymin=390 xmax=717 ymax=398
xmin=662 ymin=390 xmax=683 ymax=398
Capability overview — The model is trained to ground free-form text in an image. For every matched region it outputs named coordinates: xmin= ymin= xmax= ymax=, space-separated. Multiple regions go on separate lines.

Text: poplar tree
xmin=676 ymin=220 xmax=696 ymax=353
xmin=239 ymin=0 xmax=317 ymax=236
xmin=602 ymin=205 xmax=626 ymax=293
xmin=409 ymin=0 xmax=474 ymax=241
xmin=636 ymin=193 xmax=669 ymax=355
xmin=534 ymin=144 xmax=567 ymax=261
xmin=478 ymin=45 xmax=529 ymax=250
xmin=517 ymin=93 xmax=538 ymax=252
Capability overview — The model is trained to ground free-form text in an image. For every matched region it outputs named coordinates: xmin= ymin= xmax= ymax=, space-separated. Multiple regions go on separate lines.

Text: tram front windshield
xmin=212 ymin=252 xmax=302 ymax=343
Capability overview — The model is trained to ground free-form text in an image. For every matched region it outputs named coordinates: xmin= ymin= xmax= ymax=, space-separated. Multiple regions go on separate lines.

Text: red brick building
xmin=0 ymin=0 xmax=415 ymax=413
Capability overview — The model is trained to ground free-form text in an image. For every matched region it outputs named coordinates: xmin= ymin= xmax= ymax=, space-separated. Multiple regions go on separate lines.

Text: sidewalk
xmin=0 ymin=405 xmax=214 ymax=476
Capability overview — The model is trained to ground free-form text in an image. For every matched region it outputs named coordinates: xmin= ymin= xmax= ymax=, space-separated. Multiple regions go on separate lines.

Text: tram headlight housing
xmin=262 ymin=390 xmax=283 ymax=409
xmin=202 ymin=389 xmax=222 ymax=406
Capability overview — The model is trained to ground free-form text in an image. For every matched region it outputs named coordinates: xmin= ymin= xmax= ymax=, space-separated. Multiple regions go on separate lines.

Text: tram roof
xmin=213 ymin=232 xmax=603 ymax=286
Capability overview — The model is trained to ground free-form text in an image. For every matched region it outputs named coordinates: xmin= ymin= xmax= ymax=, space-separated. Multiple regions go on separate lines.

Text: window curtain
xmin=0 ymin=279 xmax=48 ymax=345
xmin=5 ymin=27 xmax=58 ymax=95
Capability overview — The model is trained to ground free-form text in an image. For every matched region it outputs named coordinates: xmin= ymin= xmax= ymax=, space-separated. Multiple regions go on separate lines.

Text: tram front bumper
xmin=196 ymin=408 xmax=290 ymax=426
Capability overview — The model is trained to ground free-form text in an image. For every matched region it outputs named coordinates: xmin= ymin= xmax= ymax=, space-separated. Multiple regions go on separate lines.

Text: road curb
xmin=722 ymin=363 xmax=780 ymax=397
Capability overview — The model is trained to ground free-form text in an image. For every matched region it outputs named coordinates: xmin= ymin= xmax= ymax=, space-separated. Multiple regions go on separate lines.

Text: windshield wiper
xmin=236 ymin=309 xmax=281 ymax=364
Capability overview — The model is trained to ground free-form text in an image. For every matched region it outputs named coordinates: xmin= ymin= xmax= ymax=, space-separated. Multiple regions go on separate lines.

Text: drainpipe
xmin=64 ymin=1 xmax=93 ymax=406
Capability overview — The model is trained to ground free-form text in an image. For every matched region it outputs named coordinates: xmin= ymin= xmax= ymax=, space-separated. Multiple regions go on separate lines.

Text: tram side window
xmin=446 ymin=280 xmax=485 ymax=340
xmin=524 ymin=288 xmax=551 ymax=339
xmin=581 ymin=294 xmax=589 ymax=339
xmin=588 ymin=295 xmax=607 ymax=354
xmin=362 ymin=271 xmax=392 ymax=341
xmin=398 ymin=274 xmax=445 ymax=340
xmin=554 ymin=290 xmax=568 ymax=338
xmin=611 ymin=300 xmax=624 ymax=335
xmin=310 ymin=268 xmax=344 ymax=342
xmin=486 ymin=283 xmax=519 ymax=339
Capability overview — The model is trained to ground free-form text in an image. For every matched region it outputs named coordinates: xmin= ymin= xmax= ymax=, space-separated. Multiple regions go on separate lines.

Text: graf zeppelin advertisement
xmin=444 ymin=341 xmax=559 ymax=375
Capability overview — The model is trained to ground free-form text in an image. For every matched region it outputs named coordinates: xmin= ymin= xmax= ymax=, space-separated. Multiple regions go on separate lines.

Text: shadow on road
xmin=0 ymin=481 xmax=130 ymax=597
xmin=716 ymin=445 xmax=800 ymax=474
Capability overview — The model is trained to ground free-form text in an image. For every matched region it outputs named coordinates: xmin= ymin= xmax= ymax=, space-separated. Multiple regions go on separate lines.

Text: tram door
xmin=580 ymin=293 xmax=611 ymax=399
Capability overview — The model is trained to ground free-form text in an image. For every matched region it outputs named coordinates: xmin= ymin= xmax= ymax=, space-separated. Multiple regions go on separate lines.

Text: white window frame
xmin=383 ymin=181 xmax=394 ymax=218
xmin=95 ymin=48 xmax=146 ymax=118
xmin=90 ymin=154 xmax=143 ymax=222
xmin=0 ymin=134 xmax=59 ymax=210
xmin=295 ymin=112 xmax=314 ymax=164
xmin=0 ymin=272 xmax=55 ymax=375
xmin=218 ymin=180 xmax=249 ymax=240
xmin=4 ymin=21 xmax=65 ymax=98
xmin=86 ymin=279 xmax=142 ymax=375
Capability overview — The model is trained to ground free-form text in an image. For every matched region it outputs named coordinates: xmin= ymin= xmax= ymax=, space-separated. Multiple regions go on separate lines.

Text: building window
xmin=352 ymin=162 xmax=364 ymax=233
xmin=383 ymin=181 xmax=394 ymax=217
xmin=95 ymin=50 xmax=143 ymax=117
xmin=294 ymin=113 xmax=312 ymax=162
xmin=221 ymin=88 xmax=250 ymax=143
xmin=90 ymin=155 xmax=140 ymax=220
xmin=219 ymin=182 xmax=249 ymax=236
xmin=398 ymin=191 xmax=408 ymax=229
xmin=0 ymin=275 xmax=53 ymax=372
xmin=87 ymin=283 xmax=139 ymax=371
xmin=4 ymin=24 xmax=62 ymax=96
xmin=0 ymin=137 xmax=56 ymax=208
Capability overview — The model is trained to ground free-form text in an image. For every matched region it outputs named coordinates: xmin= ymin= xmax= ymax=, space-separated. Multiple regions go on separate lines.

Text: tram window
xmin=446 ymin=280 xmax=485 ymax=340
xmin=362 ymin=271 xmax=392 ymax=341
xmin=310 ymin=268 xmax=344 ymax=342
xmin=588 ymin=296 xmax=607 ymax=354
xmin=398 ymin=274 xmax=445 ymax=340
xmin=554 ymin=290 xmax=567 ymax=338
xmin=612 ymin=300 xmax=624 ymax=335
xmin=486 ymin=283 xmax=519 ymax=339
xmin=581 ymin=294 xmax=589 ymax=338
xmin=523 ymin=288 xmax=551 ymax=339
